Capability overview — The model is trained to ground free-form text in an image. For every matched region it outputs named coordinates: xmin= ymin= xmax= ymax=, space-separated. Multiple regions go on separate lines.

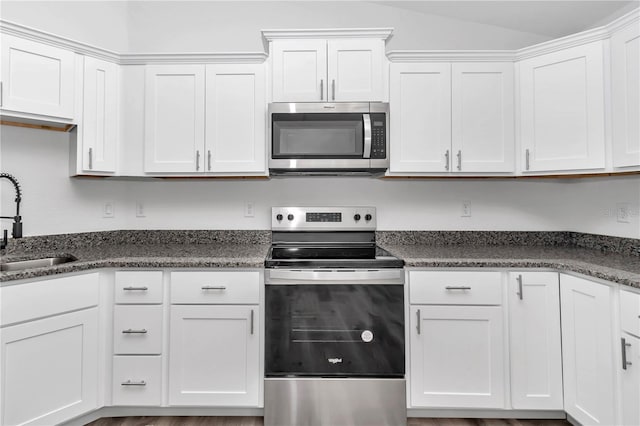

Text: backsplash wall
xmin=1 ymin=126 xmax=638 ymax=239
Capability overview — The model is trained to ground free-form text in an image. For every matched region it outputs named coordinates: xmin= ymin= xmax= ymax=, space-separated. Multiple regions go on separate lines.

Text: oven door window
xmin=272 ymin=113 xmax=364 ymax=159
xmin=265 ymin=284 xmax=405 ymax=378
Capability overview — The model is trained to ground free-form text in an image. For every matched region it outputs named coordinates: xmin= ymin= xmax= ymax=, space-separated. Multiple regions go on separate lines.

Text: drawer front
xmin=115 ymin=271 xmax=163 ymax=304
xmin=409 ymin=271 xmax=502 ymax=305
xmin=621 ymin=290 xmax=640 ymax=338
xmin=170 ymin=271 xmax=260 ymax=304
xmin=113 ymin=305 xmax=163 ymax=354
xmin=112 ymin=356 xmax=162 ymax=406
xmin=1 ymin=273 xmax=99 ymax=327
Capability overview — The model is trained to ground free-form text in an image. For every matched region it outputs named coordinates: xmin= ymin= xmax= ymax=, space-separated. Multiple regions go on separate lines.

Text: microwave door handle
xmin=363 ymin=114 xmax=372 ymax=159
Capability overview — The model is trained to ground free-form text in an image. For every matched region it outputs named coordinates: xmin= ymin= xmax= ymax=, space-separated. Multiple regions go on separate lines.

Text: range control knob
xmin=287 ymin=214 xmax=294 ymax=221
xmin=276 ymin=214 xmax=283 ymax=221
xmin=354 ymin=214 xmax=361 ymax=221
xmin=365 ymin=214 xmax=373 ymax=221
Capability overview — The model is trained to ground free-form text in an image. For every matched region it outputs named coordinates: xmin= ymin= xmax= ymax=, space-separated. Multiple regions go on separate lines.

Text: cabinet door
xmin=0 ymin=34 xmax=75 ymax=118
xmin=205 ymin=64 xmax=266 ymax=173
xmin=144 ymin=65 xmax=205 ymax=173
xmin=519 ymin=41 xmax=606 ymax=172
xmin=611 ymin=23 xmax=640 ymax=168
xmin=452 ymin=62 xmax=514 ymax=172
xmin=80 ymin=56 xmax=118 ymax=173
xmin=0 ymin=308 xmax=98 ymax=426
xmin=271 ymin=40 xmax=327 ymax=102
xmin=409 ymin=305 xmax=505 ymax=408
xmin=169 ymin=305 xmax=260 ymax=406
xmin=621 ymin=333 xmax=640 ymax=426
xmin=327 ymin=39 xmax=384 ymax=102
xmin=560 ymin=274 xmax=616 ymax=425
xmin=389 ymin=63 xmax=451 ymax=173
xmin=508 ymin=272 xmax=563 ymax=410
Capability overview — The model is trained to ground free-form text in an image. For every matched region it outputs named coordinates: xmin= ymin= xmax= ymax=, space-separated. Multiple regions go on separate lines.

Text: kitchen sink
xmin=0 ymin=256 xmax=77 ymax=272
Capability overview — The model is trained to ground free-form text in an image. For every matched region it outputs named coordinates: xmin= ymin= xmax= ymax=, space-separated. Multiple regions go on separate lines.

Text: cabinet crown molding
xmin=387 ymin=50 xmax=517 ymax=62
xmin=262 ymin=28 xmax=393 ymax=40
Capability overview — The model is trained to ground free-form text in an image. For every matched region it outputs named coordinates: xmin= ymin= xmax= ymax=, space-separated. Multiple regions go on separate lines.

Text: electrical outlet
xmin=461 ymin=201 xmax=472 ymax=217
xmin=245 ymin=202 xmax=255 ymax=217
xmin=136 ymin=202 xmax=145 ymax=218
xmin=103 ymin=202 xmax=115 ymax=218
xmin=617 ymin=203 xmax=630 ymax=223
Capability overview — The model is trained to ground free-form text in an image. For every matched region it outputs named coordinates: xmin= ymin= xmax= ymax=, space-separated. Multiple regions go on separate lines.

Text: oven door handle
xmin=363 ymin=114 xmax=372 ymax=159
xmin=266 ymin=268 xmax=404 ymax=284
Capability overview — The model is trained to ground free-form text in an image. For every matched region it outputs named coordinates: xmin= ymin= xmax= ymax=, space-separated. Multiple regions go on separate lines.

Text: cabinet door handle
xmin=456 ymin=150 xmax=462 ymax=171
xmin=445 ymin=286 xmax=471 ymax=291
xmin=525 ymin=149 xmax=530 ymax=171
xmin=250 ymin=309 xmax=254 ymax=335
xmin=332 ymin=79 xmax=336 ymax=100
xmin=320 ymin=79 xmax=324 ymax=101
xmin=516 ymin=274 xmax=523 ymax=300
xmin=123 ymin=286 xmax=148 ymax=291
xmin=88 ymin=148 xmax=93 ymax=170
xmin=0 ymin=81 xmax=3 ymax=107
xmin=201 ymin=286 xmax=226 ymax=290
xmin=207 ymin=150 xmax=212 ymax=171
xmin=121 ymin=380 xmax=147 ymax=386
xmin=416 ymin=309 xmax=421 ymax=335
xmin=445 ymin=150 xmax=450 ymax=171
xmin=196 ymin=150 xmax=200 ymax=171
xmin=622 ymin=338 xmax=632 ymax=370
xmin=122 ymin=329 xmax=148 ymax=334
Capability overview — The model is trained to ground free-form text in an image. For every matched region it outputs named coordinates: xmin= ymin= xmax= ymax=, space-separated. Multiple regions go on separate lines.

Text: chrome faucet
xmin=1 ymin=173 xmax=23 ymax=250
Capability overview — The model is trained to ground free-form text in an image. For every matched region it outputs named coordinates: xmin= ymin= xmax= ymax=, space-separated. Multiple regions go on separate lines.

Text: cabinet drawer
xmin=113 ymin=305 xmax=163 ymax=354
xmin=112 ymin=356 xmax=162 ymax=406
xmin=621 ymin=290 xmax=640 ymax=338
xmin=409 ymin=271 xmax=502 ymax=305
xmin=115 ymin=271 xmax=163 ymax=304
xmin=170 ymin=271 xmax=259 ymax=304
xmin=1 ymin=273 xmax=99 ymax=326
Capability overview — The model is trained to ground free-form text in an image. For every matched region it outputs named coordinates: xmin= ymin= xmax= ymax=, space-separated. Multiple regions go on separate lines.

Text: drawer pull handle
xmin=201 ymin=286 xmax=226 ymax=291
xmin=122 ymin=329 xmax=148 ymax=334
xmin=123 ymin=286 xmax=148 ymax=291
xmin=445 ymin=286 xmax=471 ymax=291
xmin=121 ymin=380 xmax=147 ymax=386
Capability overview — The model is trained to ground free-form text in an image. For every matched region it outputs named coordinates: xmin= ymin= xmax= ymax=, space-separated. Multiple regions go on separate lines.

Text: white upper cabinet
xmin=519 ymin=41 xmax=606 ymax=172
xmin=611 ymin=21 xmax=640 ymax=168
xmin=270 ymin=36 xmax=386 ymax=102
xmin=0 ymin=34 xmax=76 ymax=119
xmin=452 ymin=62 xmax=514 ymax=172
xmin=389 ymin=62 xmax=452 ymax=173
xmin=205 ymin=63 xmax=266 ymax=173
xmin=77 ymin=56 xmax=119 ymax=173
xmin=144 ymin=65 xmax=206 ymax=173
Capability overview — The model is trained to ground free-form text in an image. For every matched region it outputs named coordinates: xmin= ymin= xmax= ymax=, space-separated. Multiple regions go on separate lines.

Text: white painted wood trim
xmin=262 ymin=28 xmax=393 ymax=40
xmin=387 ymin=51 xmax=517 ymax=62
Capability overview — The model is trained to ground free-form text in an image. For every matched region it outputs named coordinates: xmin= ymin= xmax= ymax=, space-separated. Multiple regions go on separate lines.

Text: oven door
xmin=265 ymin=280 xmax=405 ymax=378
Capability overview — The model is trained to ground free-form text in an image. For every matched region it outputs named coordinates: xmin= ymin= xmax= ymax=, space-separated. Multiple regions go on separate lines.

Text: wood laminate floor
xmin=88 ymin=417 xmax=571 ymax=426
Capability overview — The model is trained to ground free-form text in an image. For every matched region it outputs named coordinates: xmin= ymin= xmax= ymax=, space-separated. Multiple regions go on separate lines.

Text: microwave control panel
xmin=370 ymin=113 xmax=386 ymax=159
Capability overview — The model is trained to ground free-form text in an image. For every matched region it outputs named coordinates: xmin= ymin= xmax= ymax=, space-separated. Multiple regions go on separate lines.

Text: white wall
xmin=2 ymin=126 xmax=638 ymax=238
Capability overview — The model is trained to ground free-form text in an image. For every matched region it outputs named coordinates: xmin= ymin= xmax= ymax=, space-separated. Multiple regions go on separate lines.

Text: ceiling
xmin=373 ymin=1 xmax=639 ymax=38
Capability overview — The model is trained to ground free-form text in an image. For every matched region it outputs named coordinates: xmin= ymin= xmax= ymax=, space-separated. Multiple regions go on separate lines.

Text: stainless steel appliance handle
xmin=201 ymin=286 xmax=226 ymax=290
xmin=516 ymin=274 xmax=523 ymax=300
xmin=416 ymin=309 xmax=421 ymax=335
xmin=88 ymin=148 xmax=93 ymax=170
xmin=123 ymin=286 xmax=148 ymax=291
xmin=250 ymin=309 xmax=254 ymax=335
xmin=320 ymin=79 xmax=324 ymax=101
xmin=445 ymin=150 xmax=450 ymax=171
xmin=622 ymin=338 xmax=632 ymax=370
xmin=445 ymin=286 xmax=471 ymax=290
xmin=266 ymin=269 xmax=404 ymax=284
xmin=456 ymin=150 xmax=462 ymax=171
xmin=363 ymin=114 xmax=372 ymax=159
xmin=196 ymin=150 xmax=200 ymax=171
xmin=122 ymin=329 xmax=148 ymax=334
xmin=332 ymin=79 xmax=336 ymax=100
xmin=121 ymin=380 xmax=146 ymax=386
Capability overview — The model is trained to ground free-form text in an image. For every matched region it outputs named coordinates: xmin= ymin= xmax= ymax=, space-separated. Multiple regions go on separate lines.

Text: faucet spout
xmin=0 ymin=173 xmax=23 ymax=239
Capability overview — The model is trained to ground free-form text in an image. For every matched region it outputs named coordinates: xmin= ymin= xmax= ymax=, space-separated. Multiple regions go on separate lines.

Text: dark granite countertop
xmin=380 ymin=244 xmax=640 ymax=288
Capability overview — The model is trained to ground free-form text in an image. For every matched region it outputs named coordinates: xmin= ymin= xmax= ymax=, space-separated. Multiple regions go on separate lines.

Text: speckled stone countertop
xmin=379 ymin=244 xmax=640 ymax=288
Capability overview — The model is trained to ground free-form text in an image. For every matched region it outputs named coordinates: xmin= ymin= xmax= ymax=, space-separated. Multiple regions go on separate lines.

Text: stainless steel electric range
xmin=264 ymin=207 xmax=406 ymax=426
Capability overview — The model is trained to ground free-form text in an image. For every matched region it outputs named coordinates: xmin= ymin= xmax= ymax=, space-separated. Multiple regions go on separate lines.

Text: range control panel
xmin=272 ymin=207 xmax=376 ymax=231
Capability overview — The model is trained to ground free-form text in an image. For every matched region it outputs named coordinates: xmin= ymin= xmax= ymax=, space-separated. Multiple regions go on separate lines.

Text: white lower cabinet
xmin=169 ymin=305 xmax=260 ymax=406
xmin=112 ymin=356 xmax=163 ymax=406
xmin=0 ymin=308 xmax=99 ymax=426
xmin=508 ymin=272 xmax=563 ymax=410
xmin=621 ymin=333 xmax=640 ymax=426
xmin=560 ymin=274 xmax=616 ymax=425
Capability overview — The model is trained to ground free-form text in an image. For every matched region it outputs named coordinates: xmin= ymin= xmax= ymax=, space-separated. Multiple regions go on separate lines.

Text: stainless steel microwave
xmin=268 ymin=103 xmax=389 ymax=176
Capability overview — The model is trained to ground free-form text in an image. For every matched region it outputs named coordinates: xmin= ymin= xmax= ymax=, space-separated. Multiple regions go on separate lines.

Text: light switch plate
xmin=617 ymin=203 xmax=630 ymax=223
xmin=103 ymin=202 xmax=115 ymax=218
